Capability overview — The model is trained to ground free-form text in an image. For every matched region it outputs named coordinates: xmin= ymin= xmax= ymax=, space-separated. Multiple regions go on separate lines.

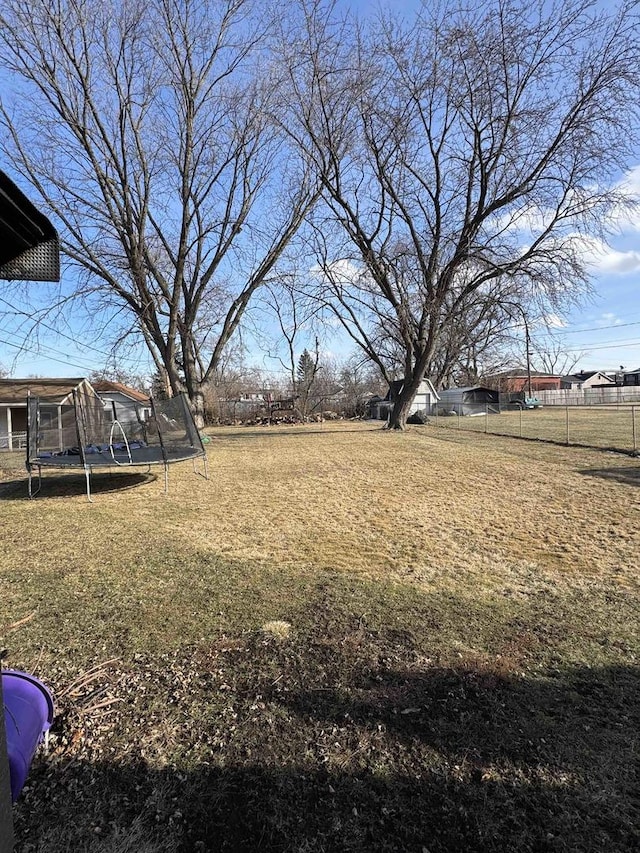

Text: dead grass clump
xmin=261 ymin=620 xmax=293 ymax=640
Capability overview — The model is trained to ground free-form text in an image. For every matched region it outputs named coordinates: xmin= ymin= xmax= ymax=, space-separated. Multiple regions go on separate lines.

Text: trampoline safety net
xmin=26 ymin=389 xmax=206 ymax=500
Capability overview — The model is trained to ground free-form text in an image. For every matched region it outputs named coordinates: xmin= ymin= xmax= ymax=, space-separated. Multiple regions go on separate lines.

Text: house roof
xmin=92 ymin=381 xmax=150 ymax=404
xmin=0 ymin=169 xmax=60 ymax=281
xmin=386 ymin=377 xmax=440 ymax=401
xmin=486 ymin=369 xmax=558 ymax=379
xmin=441 ymin=385 xmax=496 ymax=393
xmin=0 ymin=377 xmax=88 ymax=405
xmin=562 ymin=371 xmax=613 ymax=383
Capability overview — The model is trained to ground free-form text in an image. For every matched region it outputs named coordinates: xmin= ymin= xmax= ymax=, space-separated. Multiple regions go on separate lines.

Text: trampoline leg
xmin=164 ymin=462 xmax=168 ymax=494
xmin=193 ymin=454 xmax=209 ymax=480
xmin=28 ymin=466 xmax=42 ymax=499
xmin=85 ymin=467 xmax=93 ymax=503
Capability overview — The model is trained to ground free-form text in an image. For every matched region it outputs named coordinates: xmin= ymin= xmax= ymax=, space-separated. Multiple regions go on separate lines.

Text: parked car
xmin=508 ymin=396 xmax=543 ymax=409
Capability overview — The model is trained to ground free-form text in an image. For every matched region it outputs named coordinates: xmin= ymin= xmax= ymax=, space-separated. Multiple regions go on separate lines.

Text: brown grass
xmin=433 ymin=404 xmax=640 ymax=453
xmin=1 ymin=423 xmax=639 ymax=852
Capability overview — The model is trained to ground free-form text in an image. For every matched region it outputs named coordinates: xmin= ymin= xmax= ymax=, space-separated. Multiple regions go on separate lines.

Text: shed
xmin=0 ymin=378 xmax=96 ymax=451
xmin=622 ymin=368 xmax=640 ymax=387
xmin=437 ymin=385 xmax=499 ymax=416
xmin=369 ymin=378 xmax=440 ymax=420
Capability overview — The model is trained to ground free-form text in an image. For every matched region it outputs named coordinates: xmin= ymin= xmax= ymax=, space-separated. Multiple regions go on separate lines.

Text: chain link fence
xmin=432 ymin=404 xmax=639 ymax=455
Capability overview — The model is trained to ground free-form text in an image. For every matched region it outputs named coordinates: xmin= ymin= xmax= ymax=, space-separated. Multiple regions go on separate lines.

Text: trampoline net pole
xmin=72 ymin=389 xmax=88 ymax=466
xmin=149 ymin=397 xmax=168 ymax=464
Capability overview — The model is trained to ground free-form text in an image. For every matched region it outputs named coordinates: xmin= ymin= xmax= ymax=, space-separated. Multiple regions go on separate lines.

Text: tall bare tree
xmin=0 ymin=0 xmax=320 ymax=425
xmin=530 ymin=334 xmax=584 ymax=377
xmin=258 ymin=274 xmax=322 ymax=396
xmin=280 ymin=0 xmax=640 ymax=428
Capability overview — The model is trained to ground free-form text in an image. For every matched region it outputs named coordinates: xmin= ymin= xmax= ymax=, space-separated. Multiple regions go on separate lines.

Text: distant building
xmin=92 ymin=381 xmax=152 ymax=425
xmin=437 ymin=386 xmax=500 ymax=416
xmin=560 ymin=371 xmax=614 ymax=390
xmin=368 ymin=378 xmax=440 ymax=420
xmin=622 ymin=368 xmax=640 ymax=386
xmin=483 ymin=370 xmax=561 ymax=392
xmin=0 ymin=377 xmax=96 ymax=451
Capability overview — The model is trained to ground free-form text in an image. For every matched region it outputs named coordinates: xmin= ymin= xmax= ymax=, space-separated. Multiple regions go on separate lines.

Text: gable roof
xmin=386 ymin=377 xmax=440 ymax=402
xmin=441 ymin=385 xmax=496 ymax=393
xmin=562 ymin=371 xmax=614 ymax=383
xmin=0 ymin=377 xmax=88 ymax=405
xmin=92 ymin=380 xmax=150 ymax=404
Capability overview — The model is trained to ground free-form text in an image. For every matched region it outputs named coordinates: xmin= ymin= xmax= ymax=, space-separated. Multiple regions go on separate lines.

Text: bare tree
xmin=0 ymin=0 xmax=320 ymax=425
xmin=258 ymin=274 xmax=322 ymax=396
xmin=337 ymin=353 xmax=384 ymax=417
xmin=530 ymin=334 xmax=585 ymax=377
xmin=280 ymin=0 xmax=640 ymax=428
xmin=295 ymin=340 xmax=320 ymax=418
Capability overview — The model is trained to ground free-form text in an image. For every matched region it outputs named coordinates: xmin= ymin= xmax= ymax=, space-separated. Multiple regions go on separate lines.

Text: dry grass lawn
xmin=1 ymin=422 xmax=639 ymax=852
xmin=434 ymin=403 xmax=640 ymax=453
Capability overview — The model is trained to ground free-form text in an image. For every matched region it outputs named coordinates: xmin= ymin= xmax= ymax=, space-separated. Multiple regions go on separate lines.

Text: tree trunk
xmin=191 ymin=390 xmax=206 ymax=430
xmin=386 ymin=393 xmax=413 ymax=430
xmin=386 ymin=373 xmax=425 ymax=430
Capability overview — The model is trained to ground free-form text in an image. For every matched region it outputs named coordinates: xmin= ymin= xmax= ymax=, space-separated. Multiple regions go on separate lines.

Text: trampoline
xmin=26 ymin=386 xmax=208 ymax=501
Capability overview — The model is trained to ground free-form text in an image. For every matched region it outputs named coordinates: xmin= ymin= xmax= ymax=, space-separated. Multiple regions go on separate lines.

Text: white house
xmin=93 ymin=381 xmax=151 ymax=425
xmin=369 ymin=378 xmax=440 ymax=420
xmin=561 ymin=371 xmax=615 ymax=390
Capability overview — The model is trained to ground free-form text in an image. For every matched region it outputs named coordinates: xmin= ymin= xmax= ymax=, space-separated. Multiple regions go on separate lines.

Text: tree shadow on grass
xmin=578 ymin=467 xmax=640 ymax=487
xmin=14 ymin=662 xmax=639 ymax=853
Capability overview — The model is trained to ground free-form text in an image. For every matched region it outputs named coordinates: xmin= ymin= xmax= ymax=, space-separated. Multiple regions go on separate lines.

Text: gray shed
xmin=437 ymin=386 xmax=499 ymax=416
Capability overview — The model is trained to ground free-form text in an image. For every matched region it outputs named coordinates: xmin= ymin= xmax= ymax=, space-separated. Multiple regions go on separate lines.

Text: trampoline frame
xmin=26 ymin=390 xmax=209 ymax=502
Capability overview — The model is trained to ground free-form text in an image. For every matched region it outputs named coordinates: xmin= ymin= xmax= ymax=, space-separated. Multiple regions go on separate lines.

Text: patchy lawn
xmin=433 ymin=404 xmax=640 ymax=454
xmin=1 ymin=423 xmax=639 ymax=852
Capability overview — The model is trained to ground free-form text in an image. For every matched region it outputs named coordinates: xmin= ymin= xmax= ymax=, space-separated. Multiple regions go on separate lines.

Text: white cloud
xmin=595 ymin=247 xmax=640 ymax=274
xmin=600 ymin=312 xmax=623 ymax=326
xmin=574 ymin=234 xmax=640 ymax=275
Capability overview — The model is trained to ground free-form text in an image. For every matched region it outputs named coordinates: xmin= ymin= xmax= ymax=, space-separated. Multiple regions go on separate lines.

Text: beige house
xmin=560 ymin=371 xmax=614 ymax=390
xmin=0 ymin=378 xmax=95 ymax=450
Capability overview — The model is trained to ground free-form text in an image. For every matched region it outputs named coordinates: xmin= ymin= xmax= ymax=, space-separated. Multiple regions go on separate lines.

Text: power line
xmin=547 ymin=319 xmax=640 ymax=335
xmin=534 ymin=338 xmax=640 ymax=356
xmin=0 ymin=295 xmax=145 ymax=365
xmin=0 ymin=335 xmax=103 ymax=374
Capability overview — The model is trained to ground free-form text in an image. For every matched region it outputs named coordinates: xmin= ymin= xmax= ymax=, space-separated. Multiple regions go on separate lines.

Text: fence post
xmin=485 ymin=403 xmax=488 ymax=433
xmin=633 ymin=405 xmax=637 ymax=455
xmin=457 ymin=409 xmax=460 ymax=429
xmin=519 ymin=405 xmax=523 ymax=437
xmin=565 ymin=405 xmax=570 ymax=446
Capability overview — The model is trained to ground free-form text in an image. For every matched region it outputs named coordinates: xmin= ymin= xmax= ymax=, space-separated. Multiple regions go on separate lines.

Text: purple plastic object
xmin=2 ymin=670 xmax=54 ymax=803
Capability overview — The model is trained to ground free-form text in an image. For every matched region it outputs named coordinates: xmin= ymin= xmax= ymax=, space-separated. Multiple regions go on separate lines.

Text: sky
xmin=0 ymin=0 xmax=638 ymax=381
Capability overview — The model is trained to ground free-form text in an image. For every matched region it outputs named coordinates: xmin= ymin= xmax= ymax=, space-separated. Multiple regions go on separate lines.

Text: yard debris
xmin=3 ymin=610 xmax=36 ymax=632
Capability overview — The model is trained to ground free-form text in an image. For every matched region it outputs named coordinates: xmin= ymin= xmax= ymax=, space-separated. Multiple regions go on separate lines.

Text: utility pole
xmin=503 ymin=301 xmax=532 ymax=397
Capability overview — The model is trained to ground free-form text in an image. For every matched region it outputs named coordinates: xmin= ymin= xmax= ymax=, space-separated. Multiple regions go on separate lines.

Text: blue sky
xmin=1 ymin=0 xmax=638 ymax=379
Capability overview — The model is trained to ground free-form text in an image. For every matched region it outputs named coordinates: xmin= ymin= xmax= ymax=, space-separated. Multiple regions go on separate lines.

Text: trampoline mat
xmin=31 ymin=445 xmax=204 ymax=467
